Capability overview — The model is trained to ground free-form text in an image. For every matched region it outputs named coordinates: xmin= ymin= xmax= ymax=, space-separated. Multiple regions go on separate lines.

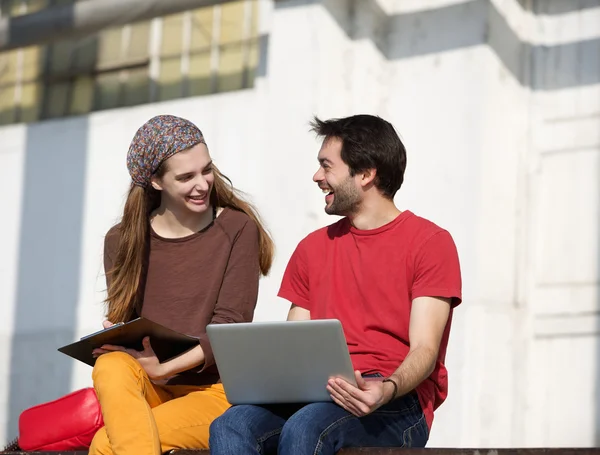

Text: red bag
xmin=18 ymin=388 xmax=104 ymax=451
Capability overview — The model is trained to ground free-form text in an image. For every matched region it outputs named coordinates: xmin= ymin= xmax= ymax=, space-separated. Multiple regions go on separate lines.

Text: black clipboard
xmin=58 ymin=317 xmax=199 ymax=367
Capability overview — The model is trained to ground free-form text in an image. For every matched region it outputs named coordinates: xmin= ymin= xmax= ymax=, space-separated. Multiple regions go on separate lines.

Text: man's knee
xmin=280 ymin=403 xmax=349 ymax=445
xmin=89 ymin=427 xmax=111 ymax=455
xmin=209 ymin=410 xmax=233 ymax=437
xmin=280 ymin=416 xmax=316 ymax=444
xmin=209 ymin=406 xmax=253 ymax=451
xmin=210 ymin=405 xmax=257 ymax=436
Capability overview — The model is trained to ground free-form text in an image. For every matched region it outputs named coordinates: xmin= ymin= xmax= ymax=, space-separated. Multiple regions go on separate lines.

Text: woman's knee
xmin=89 ymin=427 xmax=111 ymax=455
xmin=92 ymin=351 xmax=141 ymax=384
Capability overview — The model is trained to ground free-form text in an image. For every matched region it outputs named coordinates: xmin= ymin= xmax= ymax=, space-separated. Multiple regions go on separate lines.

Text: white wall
xmin=523 ymin=0 xmax=600 ymax=446
xmin=0 ymin=0 xmax=598 ymax=448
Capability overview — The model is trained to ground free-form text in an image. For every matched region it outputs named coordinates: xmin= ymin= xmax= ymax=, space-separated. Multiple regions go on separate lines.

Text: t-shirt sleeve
xmin=277 ymin=239 xmax=311 ymax=311
xmin=411 ymin=230 xmax=462 ymax=307
xmin=198 ymin=219 xmax=260 ymax=371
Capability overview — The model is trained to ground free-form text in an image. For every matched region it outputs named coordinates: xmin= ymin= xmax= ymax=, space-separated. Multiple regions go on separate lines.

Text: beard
xmin=325 ymin=176 xmax=361 ymax=216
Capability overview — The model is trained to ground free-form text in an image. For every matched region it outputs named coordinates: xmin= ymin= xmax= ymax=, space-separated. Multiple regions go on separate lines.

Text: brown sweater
xmin=103 ymin=207 xmax=260 ymax=385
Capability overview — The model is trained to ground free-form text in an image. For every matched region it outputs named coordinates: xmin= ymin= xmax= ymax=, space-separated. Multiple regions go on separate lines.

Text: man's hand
xmin=92 ymin=337 xmax=167 ymax=380
xmin=326 ymin=370 xmax=396 ymax=417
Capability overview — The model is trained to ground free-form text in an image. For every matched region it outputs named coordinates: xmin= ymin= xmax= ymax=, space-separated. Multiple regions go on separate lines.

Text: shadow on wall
xmin=597 ymin=153 xmax=600 ymax=446
xmin=277 ymin=0 xmax=600 ymax=91
xmin=531 ymin=0 xmax=600 ymax=15
xmin=6 ymin=117 xmax=89 ymax=439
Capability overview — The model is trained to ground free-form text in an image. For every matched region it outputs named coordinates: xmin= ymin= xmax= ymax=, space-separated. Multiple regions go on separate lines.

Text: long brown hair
xmin=105 ymin=166 xmax=274 ymax=323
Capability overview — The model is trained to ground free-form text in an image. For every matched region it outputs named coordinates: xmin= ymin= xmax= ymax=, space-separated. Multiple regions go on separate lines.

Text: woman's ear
xmin=150 ymin=176 xmax=163 ymax=191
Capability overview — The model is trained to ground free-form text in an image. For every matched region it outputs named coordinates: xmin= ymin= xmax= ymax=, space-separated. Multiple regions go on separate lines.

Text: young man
xmin=209 ymin=114 xmax=462 ymax=454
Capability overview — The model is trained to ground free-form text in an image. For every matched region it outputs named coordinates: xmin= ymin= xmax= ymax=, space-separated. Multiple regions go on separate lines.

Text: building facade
xmin=0 ymin=0 xmax=598 ymax=448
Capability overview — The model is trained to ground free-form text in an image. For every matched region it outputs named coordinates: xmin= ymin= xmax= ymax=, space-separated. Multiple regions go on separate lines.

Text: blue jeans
xmin=209 ymin=390 xmax=428 ymax=455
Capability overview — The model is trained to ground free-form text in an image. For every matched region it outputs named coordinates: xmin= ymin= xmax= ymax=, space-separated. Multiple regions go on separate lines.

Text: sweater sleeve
xmin=198 ymin=219 xmax=260 ymax=370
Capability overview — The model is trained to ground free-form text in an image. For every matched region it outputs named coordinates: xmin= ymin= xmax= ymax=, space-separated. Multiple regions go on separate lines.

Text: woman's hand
xmin=92 ymin=337 xmax=168 ymax=380
xmin=102 ymin=320 xmax=115 ymax=329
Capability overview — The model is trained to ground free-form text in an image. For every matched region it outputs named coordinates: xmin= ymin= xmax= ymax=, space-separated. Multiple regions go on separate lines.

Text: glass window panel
xmin=0 ymin=1 xmax=13 ymax=17
xmin=161 ymin=13 xmax=184 ymax=57
xmin=48 ymin=41 xmax=74 ymax=75
xmin=158 ymin=57 xmax=182 ymax=101
xmin=0 ymin=51 xmax=19 ymax=84
xmin=0 ymin=87 xmax=16 ymax=125
xmin=122 ymin=67 xmax=149 ymax=106
xmin=217 ymin=44 xmax=243 ymax=92
xmin=188 ymin=52 xmax=211 ymax=96
xmin=72 ymin=36 xmax=99 ymax=73
xmin=190 ymin=7 xmax=213 ymax=51
xmin=250 ymin=0 xmax=259 ymax=36
xmin=45 ymin=82 xmax=69 ymax=118
xmin=21 ymin=46 xmax=44 ymax=81
xmin=24 ymin=0 xmax=48 ymax=12
xmin=97 ymin=28 xmax=123 ymax=69
xmin=6 ymin=0 xmax=23 ymax=15
xmin=219 ymin=1 xmax=245 ymax=45
xmin=243 ymin=1 xmax=260 ymax=89
xmin=0 ymin=0 xmax=260 ymax=125
xmin=94 ymin=73 xmax=121 ymax=110
xmin=20 ymin=82 xmax=42 ymax=122
xmin=69 ymin=76 xmax=93 ymax=115
xmin=128 ymin=21 xmax=151 ymax=60
xmin=245 ymin=38 xmax=259 ymax=89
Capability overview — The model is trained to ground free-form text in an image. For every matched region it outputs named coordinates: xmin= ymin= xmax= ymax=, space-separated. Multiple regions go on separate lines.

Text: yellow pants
xmin=89 ymin=351 xmax=230 ymax=455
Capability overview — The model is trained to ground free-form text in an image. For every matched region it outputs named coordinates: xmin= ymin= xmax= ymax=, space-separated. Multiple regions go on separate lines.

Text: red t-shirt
xmin=278 ymin=210 xmax=462 ymax=429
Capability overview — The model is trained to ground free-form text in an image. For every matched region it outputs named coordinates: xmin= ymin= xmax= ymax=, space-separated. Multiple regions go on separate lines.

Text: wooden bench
xmin=2 ymin=449 xmax=600 ymax=454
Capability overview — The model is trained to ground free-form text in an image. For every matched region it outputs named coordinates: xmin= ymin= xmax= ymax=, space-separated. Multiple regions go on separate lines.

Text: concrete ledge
xmin=335 ymin=450 xmax=600 ymax=455
xmin=2 ymin=449 xmax=600 ymax=455
xmin=338 ymin=450 xmax=600 ymax=455
xmin=5 ymin=449 xmax=600 ymax=455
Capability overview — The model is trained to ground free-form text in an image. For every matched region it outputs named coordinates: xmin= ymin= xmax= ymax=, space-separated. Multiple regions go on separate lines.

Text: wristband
xmin=382 ymin=377 xmax=398 ymax=403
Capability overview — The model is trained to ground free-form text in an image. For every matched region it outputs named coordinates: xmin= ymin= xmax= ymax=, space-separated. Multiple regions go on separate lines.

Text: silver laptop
xmin=206 ymin=319 xmax=356 ymax=404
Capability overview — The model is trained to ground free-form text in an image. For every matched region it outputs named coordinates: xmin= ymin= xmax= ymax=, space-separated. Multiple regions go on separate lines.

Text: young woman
xmin=89 ymin=114 xmax=274 ymax=455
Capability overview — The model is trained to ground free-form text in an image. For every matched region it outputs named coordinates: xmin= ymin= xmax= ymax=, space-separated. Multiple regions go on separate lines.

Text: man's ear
xmin=359 ymin=169 xmax=377 ymax=188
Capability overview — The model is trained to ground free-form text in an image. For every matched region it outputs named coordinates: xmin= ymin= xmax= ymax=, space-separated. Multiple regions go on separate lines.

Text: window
xmin=0 ymin=0 xmax=261 ymax=126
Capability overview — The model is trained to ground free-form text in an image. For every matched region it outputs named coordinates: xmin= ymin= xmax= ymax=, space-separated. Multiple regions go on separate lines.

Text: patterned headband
xmin=126 ymin=114 xmax=206 ymax=187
